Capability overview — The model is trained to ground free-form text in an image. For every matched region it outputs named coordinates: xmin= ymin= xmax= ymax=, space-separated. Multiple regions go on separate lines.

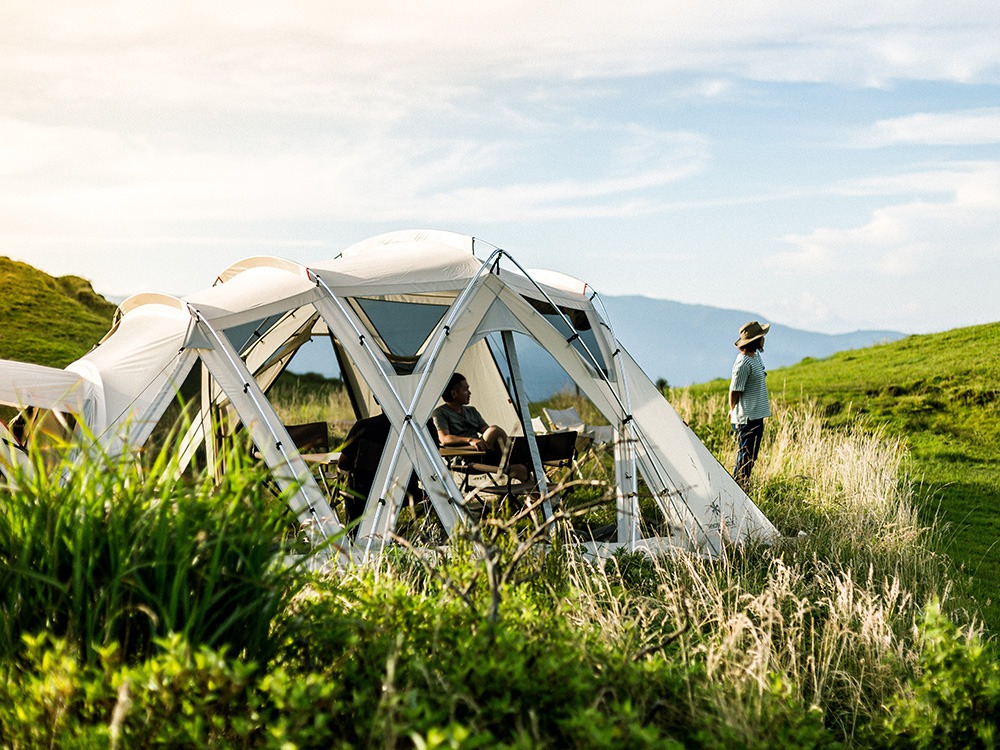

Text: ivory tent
xmin=1 ymin=230 xmax=778 ymax=561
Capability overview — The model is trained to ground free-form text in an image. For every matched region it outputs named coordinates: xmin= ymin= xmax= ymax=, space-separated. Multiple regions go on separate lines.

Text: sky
xmin=2 ymin=1 xmax=999 ymax=336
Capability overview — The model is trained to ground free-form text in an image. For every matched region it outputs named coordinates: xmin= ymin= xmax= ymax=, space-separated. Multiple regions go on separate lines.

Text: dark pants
xmin=733 ymin=419 xmax=765 ymax=487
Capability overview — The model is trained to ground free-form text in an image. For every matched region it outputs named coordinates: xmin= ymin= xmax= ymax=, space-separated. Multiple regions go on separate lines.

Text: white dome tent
xmin=0 ymin=230 xmax=778 ymax=563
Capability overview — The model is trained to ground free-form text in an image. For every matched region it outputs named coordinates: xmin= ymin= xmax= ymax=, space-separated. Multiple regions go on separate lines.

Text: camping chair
xmin=281 ymin=421 xmax=339 ymax=493
xmin=473 ymin=433 xmax=576 ymax=517
xmin=471 ymin=436 xmax=543 ymax=518
xmin=541 ymin=407 xmax=612 ymax=478
xmin=338 ymin=416 xmax=433 ymax=538
xmin=534 ymin=430 xmax=578 ymax=484
xmin=336 ymin=434 xmax=387 ymax=539
xmin=541 ymin=407 xmax=613 ymax=447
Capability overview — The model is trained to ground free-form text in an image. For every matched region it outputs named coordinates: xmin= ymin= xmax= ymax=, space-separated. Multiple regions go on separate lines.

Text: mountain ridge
xmin=602 ymin=294 xmax=905 ymax=385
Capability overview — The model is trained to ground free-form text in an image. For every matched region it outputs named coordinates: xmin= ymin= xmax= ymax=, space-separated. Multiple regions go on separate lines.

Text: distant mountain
xmin=510 ymin=296 xmax=906 ymax=400
xmin=602 ymin=295 xmax=905 ymax=386
xmin=0 ymin=257 xmax=117 ymax=368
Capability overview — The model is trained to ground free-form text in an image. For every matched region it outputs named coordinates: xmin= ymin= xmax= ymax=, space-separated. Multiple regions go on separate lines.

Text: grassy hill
xmin=691 ymin=322 xmax=1000 ymax=631
xmin=0 ymin=256 xmax=117 ymax=367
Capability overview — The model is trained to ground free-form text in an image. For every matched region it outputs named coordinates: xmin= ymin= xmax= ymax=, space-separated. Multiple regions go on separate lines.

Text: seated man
xmin=337 ymin=412 xmax=433 ymax=537
xmin=433 ymin=372 xmax=527 ymax=482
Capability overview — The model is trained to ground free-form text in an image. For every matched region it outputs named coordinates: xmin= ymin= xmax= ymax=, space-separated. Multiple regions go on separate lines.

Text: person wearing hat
xmin=729 ymin=321 xmax=771 ymax=488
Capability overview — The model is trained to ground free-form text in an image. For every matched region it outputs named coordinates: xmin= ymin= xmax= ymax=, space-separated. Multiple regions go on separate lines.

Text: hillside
xmin=0 ymin=256 xmax=117 ymax=367
xmin=692 ymin=322 xmax=1000 ymax=630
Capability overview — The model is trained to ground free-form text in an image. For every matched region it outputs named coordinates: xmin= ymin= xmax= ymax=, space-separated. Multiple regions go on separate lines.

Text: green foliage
xmin=0 ymin=439 xmax=305 ymax=665
xmin=0 ymin=256 xmax=116 ymax=368
xmin=882 ymin=600 xmax=1000 ymax=749
xmin=2 ymin=321 xmax=994 ymax=746
xmin=0 ymin=632 xmax=345 ymax=749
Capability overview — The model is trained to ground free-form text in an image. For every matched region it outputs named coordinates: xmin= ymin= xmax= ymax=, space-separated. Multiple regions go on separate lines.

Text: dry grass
xmin=546 ymin=396 xmax=955 ymax=743
xmin=282 ymin=384 xmax=961 ymax=743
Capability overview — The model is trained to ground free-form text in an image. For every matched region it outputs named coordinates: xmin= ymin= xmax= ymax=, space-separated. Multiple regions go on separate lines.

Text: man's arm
xmin=729 ymin=390 xmax=742 ymax=410
xmin=437 ymin=428 xmax=486 ymax=450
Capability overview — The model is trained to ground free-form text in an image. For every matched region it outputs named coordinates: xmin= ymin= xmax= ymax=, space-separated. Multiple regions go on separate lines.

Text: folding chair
xmin=468 ymin=436 xmax=537 ymax=506
xmin=534 ymin=430 xmax=578 ymax=482
xmin=541 ymin=407 xmax=585 ymax=434
xmin=284 ymin=421 xmax=330 ymax=453
xmin=542 ymin=407 xmax=611 ymax=478
xmin=338 ymin=414 xmax=434 ymax=537
xmin=283 ymin=421 xmax=339 ymax=493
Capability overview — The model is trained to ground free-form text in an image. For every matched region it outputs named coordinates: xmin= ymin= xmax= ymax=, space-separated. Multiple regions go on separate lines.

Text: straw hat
xmin=735 ymin=320 xmax=770 ymax=347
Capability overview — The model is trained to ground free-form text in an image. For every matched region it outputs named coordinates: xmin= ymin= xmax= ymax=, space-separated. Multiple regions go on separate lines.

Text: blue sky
xmin=2 ymin=2 xmax=998 ymax=334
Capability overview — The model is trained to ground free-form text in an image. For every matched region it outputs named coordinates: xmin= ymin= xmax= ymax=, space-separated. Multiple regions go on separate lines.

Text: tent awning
xmin=0 ymin=359 xmax=95 ymax=413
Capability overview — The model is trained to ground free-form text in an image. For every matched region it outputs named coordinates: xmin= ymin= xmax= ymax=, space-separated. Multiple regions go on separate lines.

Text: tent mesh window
xmin=521 ymin=297 xmax=607 ymax=374
xmin=349 ymin=297 xmax=450 ymax=375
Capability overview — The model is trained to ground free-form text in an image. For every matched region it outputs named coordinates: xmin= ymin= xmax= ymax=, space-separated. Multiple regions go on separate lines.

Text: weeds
xmin=0 ymin=433 xmax=306 ymax=665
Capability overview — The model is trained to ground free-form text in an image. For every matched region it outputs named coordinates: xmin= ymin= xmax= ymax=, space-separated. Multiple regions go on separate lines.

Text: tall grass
xmin=0 ymin=386 xmax=982 ymax=746
xmin=0 ymin=433 xmax=304 ymax=665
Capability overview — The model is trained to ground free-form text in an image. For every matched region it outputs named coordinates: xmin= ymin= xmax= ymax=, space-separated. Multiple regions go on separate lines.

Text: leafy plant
xmin=882 ymin=599 xmax=1000 ymax=749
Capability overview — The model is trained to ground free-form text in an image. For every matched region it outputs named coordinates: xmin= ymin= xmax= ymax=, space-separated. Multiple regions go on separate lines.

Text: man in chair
xmin=433 ymin=372 xmax=527 ymax=482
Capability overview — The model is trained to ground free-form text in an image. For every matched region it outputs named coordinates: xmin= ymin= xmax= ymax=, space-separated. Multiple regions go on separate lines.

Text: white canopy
xmin=0 ymin=358 xmax=97 ymax=415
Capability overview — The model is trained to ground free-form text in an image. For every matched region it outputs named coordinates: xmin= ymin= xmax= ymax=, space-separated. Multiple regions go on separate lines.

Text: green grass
xmin=0 ymin=256 xmax=116 ymax=368
xmin=685 ymin=322 xmax=1000 ymax=633
xmin=0 ymin=435 xmax=306 ymax=665
xmin=2 ymin=391 xmax=994 ymax=746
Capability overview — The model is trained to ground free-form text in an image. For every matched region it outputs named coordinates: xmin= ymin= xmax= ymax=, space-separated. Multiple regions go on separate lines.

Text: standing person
xmin=729 ymin=321 xmax=771 ymax=488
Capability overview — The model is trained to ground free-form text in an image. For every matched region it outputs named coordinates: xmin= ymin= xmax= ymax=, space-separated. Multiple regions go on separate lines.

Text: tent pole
xmin=187 ymin=306 xmax=345 ymax=555
xmin=308 ymin=277 xmax=471 ymax=555
xmin=501 ymin=331 xmax=551 ymax=522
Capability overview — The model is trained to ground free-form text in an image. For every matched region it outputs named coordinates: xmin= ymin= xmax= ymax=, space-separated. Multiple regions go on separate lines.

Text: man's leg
xmin=733 ymin=419 xmax=765 ymax=487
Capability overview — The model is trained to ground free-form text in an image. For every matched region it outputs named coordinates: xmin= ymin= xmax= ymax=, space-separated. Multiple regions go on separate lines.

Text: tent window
xmin=223 ymin=313 xmax=286 ymax=355
xmin=350 ymin=297 xmax=450 ymax=374
xmin=523 ymin=297 xmax=606 ymax=373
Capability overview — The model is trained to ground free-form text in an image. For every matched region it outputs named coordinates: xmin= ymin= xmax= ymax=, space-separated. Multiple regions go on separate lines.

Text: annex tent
xmin=0 ymin=359 xmax=102 ymax=477
xmin=1 ymin=230 xmax=778 ymax=562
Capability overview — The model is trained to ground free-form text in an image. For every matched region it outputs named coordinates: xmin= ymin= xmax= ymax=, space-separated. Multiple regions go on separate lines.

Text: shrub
xmin=882 ymin=599 xmax=1000 ymax=749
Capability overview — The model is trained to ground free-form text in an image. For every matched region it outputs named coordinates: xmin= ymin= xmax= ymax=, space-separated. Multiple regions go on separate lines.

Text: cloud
xmin=2 ymin=1 xmax=999 ymax=119
xmin=0 ymin=112 xmax=709 ymax=236
xmin=861 ymin=108 xmax=1000 ymax=146
xmin=778 ymin=179 xmax=1000 ymax=279
xmin=767 ymin=161 xmax=1000 ymax=329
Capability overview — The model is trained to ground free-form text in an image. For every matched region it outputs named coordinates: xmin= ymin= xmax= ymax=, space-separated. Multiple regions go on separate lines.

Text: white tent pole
xmin=364 ymin=251 xmax=507 ymax=553
xmin=187 ymin=306 xmax=343 ymax=551
xmin=496 ymin=258 xmax=714 ymax=551
xmin=490 ymin=283 xmax=709 ymax=551
xmin=500 ymin=330 xmax=552 ymax=521
xmin=403 ymin=248 xmax=503 ymax=410
xmin=307 ymin=276 xmax=470 ymax=554
xmin=495 ymin=251 xmax=630 ymax=414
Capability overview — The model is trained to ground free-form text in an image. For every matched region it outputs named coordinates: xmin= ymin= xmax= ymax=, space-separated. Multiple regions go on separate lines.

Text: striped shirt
xmin=730 ymin=352 xmax=771 ymax=424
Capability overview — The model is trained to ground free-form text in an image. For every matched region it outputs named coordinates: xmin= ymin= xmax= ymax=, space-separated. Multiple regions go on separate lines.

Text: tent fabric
xmin=0 ymin=228 xmax=778 ymax=562
xmin=0 ymin=359 xmax=95 ymax=413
